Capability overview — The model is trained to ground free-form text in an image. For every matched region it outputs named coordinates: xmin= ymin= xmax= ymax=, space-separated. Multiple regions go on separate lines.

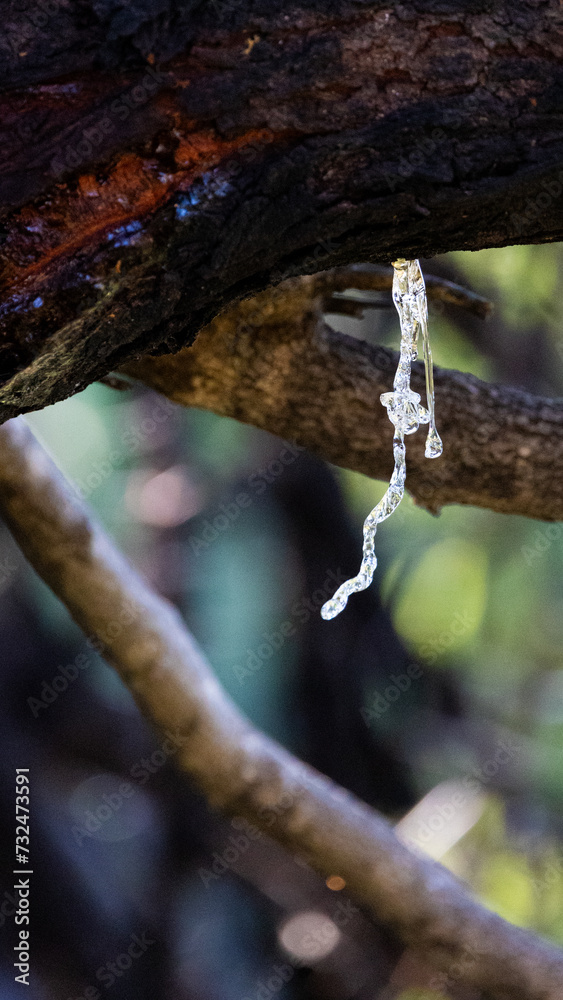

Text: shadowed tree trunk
xmin=1 ymin=0 xmax=563 ymax=422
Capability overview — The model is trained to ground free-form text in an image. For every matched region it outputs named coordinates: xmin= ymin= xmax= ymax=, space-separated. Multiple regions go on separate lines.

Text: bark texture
xmin=1 ymin=414 xmax=563 ymax=1000
xmin=0 ymin=1 xmax=563 ymax=419
xmin=122 ymin=270 xmax=563 ymax=521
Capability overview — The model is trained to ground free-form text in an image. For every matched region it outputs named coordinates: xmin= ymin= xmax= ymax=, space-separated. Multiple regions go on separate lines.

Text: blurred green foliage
xmin=23 ymin=244 xmax=563 ymax=952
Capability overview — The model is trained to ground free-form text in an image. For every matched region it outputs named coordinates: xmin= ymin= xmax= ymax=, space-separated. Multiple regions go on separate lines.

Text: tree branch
xmin=121 ymin=273 xmax=563 ymax=522
xmin=0 ymin=1 xmax=562 ymax=419
xmin=294 ymin=264 xmax=494 ymax=319
xmin=0 ymin=416 xmax=562 ymax=999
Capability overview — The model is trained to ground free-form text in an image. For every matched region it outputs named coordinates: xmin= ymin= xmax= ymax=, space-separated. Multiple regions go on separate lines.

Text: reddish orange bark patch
xmin=1 ymin=126 xmax=277 ymax=298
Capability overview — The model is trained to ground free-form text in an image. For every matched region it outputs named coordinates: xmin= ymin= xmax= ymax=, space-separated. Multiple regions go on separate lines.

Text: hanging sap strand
xmin=320 ymin=258 xmax=443 ymax=621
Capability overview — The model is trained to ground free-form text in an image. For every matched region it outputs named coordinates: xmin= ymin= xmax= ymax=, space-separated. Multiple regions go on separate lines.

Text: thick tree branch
xmin=0 ymin=1 xmax=562 ymax=418
xmin=121 ymin=273 xmax=563 ymax=522
xmin=0 ymin=416 xmax=562 ymax=1000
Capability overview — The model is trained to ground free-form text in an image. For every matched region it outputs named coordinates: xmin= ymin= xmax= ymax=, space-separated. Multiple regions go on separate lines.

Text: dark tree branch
xmin=0 ymin=1 xmax=562 ymax=419
xmin=121 ymin=273 xmax=563 ymax=522
xmin=0 ymin=415 xmax=562 ymax=1000
xmin=301 ymin=264 xmax=494 ymax=319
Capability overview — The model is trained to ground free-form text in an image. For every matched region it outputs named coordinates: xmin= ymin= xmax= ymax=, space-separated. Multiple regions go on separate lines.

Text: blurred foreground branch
xmin=122 ymin=269 xmax=563 ymax=521
xmin=0 ymin=417 xmax=562 ymax=1000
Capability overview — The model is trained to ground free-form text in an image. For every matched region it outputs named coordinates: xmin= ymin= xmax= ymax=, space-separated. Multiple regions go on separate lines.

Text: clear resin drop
xmin=321 ymin=258 xmax=443 ymax=621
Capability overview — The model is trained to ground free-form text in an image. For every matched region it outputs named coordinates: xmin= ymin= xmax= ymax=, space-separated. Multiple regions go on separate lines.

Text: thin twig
xmin=0 ymin=417 xmax=562 ymax=999
xmin=309 ymin=264 xmax=493 ymax=319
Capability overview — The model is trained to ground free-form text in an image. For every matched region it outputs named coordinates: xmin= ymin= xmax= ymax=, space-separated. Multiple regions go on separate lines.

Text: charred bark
xmin=0 ymin=1 xmax=563 ymax=419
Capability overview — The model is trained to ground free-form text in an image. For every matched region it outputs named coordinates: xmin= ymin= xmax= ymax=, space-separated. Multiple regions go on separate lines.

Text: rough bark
xmin=1 ymin=414 xmax=562 ymax=1000
xmin=1 ymin=1 xmax=563 ymax=419
xmin=122 ymin=270 xmax=563 ymax=521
